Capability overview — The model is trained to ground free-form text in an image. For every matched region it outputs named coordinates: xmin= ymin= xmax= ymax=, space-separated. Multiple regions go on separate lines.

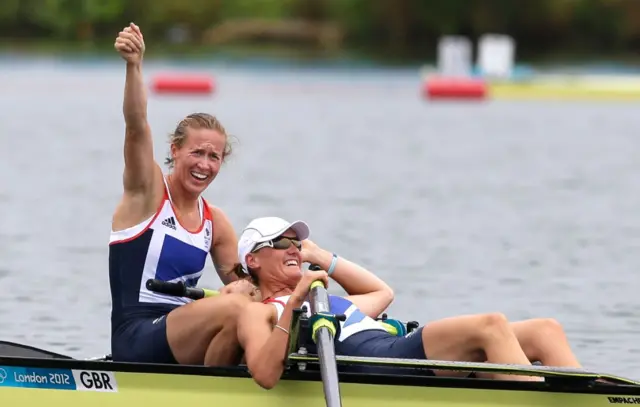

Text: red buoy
xmin=422 ymin=76 xmax=487 ymax=100
xmin=151 ymin=74 xmax=215 ymax=95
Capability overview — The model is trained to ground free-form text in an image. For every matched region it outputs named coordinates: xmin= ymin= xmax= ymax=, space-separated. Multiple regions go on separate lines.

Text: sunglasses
xmin=251 ymin=236 xmax=302 ymax=253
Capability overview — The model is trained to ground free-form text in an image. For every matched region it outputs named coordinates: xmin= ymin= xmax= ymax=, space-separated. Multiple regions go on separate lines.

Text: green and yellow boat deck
xmin=1 ymin=340 xmax=639 ymax=407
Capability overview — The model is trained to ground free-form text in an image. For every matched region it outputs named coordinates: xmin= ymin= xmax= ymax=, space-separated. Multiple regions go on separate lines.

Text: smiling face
xmin=245 ymin=229 xmax=303 ymax=286
xmin=171 ymin=127 xmax=225 ymax=195
xmin=165 ymin=113 xmax=233 ymax=196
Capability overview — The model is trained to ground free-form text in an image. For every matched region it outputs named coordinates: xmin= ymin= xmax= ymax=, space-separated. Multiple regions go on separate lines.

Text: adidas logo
xmin=162 ymin=216 xmax=176 ymax=230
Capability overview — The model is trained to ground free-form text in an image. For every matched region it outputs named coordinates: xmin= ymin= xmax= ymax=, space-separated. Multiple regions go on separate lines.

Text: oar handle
xmin=307 ymin=264 xmax=345 ymax=322
xmin=145 ymin=279 xmax=219 ymax=300
xmin=308 ymin=264 xmax=330 ymax=313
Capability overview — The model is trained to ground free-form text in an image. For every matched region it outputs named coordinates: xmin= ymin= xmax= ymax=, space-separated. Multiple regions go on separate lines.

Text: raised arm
xmin=114 ymin=23 xmax=159 ymax=195
xmin=301 ymin=240 xmax=394 ymax=319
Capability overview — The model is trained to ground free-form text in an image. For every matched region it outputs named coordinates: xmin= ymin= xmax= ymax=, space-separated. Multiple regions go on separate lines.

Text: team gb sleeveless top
xmin=265 ymin=294 xmax=386 ymax=342
xmin=109 ymin=177 xmax=213 ymax=328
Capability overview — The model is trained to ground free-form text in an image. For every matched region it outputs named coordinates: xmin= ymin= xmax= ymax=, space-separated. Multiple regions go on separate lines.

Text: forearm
xmin=251 ymin=300 xmax=301 ymax=388
xmin=123 ymin=62 xmax=148 ymax=131
xmin=310 ymin=249 xmax=392 ymax=296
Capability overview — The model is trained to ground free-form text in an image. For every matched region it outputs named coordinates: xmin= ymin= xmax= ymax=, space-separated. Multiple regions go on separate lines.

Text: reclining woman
xmin=234 ymin=217 xmax=583 ymax=389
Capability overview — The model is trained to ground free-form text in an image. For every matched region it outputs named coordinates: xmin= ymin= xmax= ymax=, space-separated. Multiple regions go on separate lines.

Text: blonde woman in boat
xmin=233 ymin=216 xmax=582 ymax=389
xmin=109 ymin=23 xmax=258 ymax=367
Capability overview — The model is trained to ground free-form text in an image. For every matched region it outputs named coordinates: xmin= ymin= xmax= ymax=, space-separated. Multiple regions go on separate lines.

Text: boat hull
xmin=1 ymin=356 xmax=639 ymax=407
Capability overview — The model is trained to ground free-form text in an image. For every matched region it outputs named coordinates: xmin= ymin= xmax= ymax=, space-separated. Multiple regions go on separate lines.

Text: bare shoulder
xmin=208 ymin=203 xmax=230 ymax=222
xmin=238 ymin=302 xmax=277 ymax=346
xmin=244 ymin=301 xmax=276 ymax=322
xmin=207 ymin=203 xmax=228 ymax=221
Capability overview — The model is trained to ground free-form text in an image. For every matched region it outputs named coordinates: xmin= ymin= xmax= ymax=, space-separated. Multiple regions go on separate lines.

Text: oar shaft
xmin=315 ymin=329 xmax=342 ymax=407
xmin=309 ymin=279 xmax=342 ymax=407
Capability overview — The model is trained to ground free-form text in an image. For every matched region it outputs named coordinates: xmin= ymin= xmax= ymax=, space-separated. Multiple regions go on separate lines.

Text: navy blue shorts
xmin=334 ymin=327 xmax=429 ymax=375
xmin=337 ymin=327 xmax=426 ymax=359
xmin=111 ymin=314 xmax=177 ymax=364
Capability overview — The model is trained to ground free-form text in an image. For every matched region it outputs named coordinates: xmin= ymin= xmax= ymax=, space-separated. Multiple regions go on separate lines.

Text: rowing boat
xmin=0 ymin=348 xmax=638 ymax=407
xmin=2 ymin=281 xmax=639 ymax=406
xmin=2 ymin=333 xmax=640 ymax=405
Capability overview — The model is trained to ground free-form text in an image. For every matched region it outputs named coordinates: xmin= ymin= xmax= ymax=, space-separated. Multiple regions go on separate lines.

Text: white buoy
xmin=477 ymin=34 xmax=515 ymax=80
xmin=437 ymin=36 xmax=473 ymax=78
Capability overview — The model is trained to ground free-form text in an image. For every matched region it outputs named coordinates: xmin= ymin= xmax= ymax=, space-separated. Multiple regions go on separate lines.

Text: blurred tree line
xmin=1 ymin=0 xmax=639 ymax=60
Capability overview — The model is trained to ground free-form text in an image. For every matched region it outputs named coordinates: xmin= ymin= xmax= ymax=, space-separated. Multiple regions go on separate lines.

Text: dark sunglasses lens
xmin=272 ymin=237 xmax=301 ymax=250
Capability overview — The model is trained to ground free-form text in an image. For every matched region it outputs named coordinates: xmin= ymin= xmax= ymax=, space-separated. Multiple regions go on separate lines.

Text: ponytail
xmin=227 ymin=262 xmax=259 ymax=285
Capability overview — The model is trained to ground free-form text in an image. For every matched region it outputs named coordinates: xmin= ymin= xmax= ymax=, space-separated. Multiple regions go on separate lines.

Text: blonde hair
xmin=164 ymin=112 xmax=234 ymax=169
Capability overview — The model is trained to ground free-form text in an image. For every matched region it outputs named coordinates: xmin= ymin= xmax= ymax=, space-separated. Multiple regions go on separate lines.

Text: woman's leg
xmin=421 ymin=312 xmax=539 ymax=381
xmin=166 ymin=293 xmax=252 ymax=366
xmin=510 ymin=318 xmax=581 ymax=367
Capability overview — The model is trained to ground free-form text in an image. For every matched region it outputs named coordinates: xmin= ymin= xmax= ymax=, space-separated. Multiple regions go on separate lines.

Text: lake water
xmin=1 ymin=58 xmax=639 ymax=378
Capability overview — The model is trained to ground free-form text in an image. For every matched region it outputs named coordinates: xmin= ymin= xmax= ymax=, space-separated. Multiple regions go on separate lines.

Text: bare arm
xmin=238 ymin=301 xmax=301 ymax=389
xmin=117 ymin=25 xmax=158 ymax=195
xmin=305 ymin=246 xmax=394 ymax=319
xmin=209 ymin=205 xmax=239 ymax=285
xmin=122 ymin=62 xmax=158 ymax=194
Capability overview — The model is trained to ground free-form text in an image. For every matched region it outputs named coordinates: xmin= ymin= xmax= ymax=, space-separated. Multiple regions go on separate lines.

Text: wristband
xmin=327 ymin=253 xmax=338 ymax=276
